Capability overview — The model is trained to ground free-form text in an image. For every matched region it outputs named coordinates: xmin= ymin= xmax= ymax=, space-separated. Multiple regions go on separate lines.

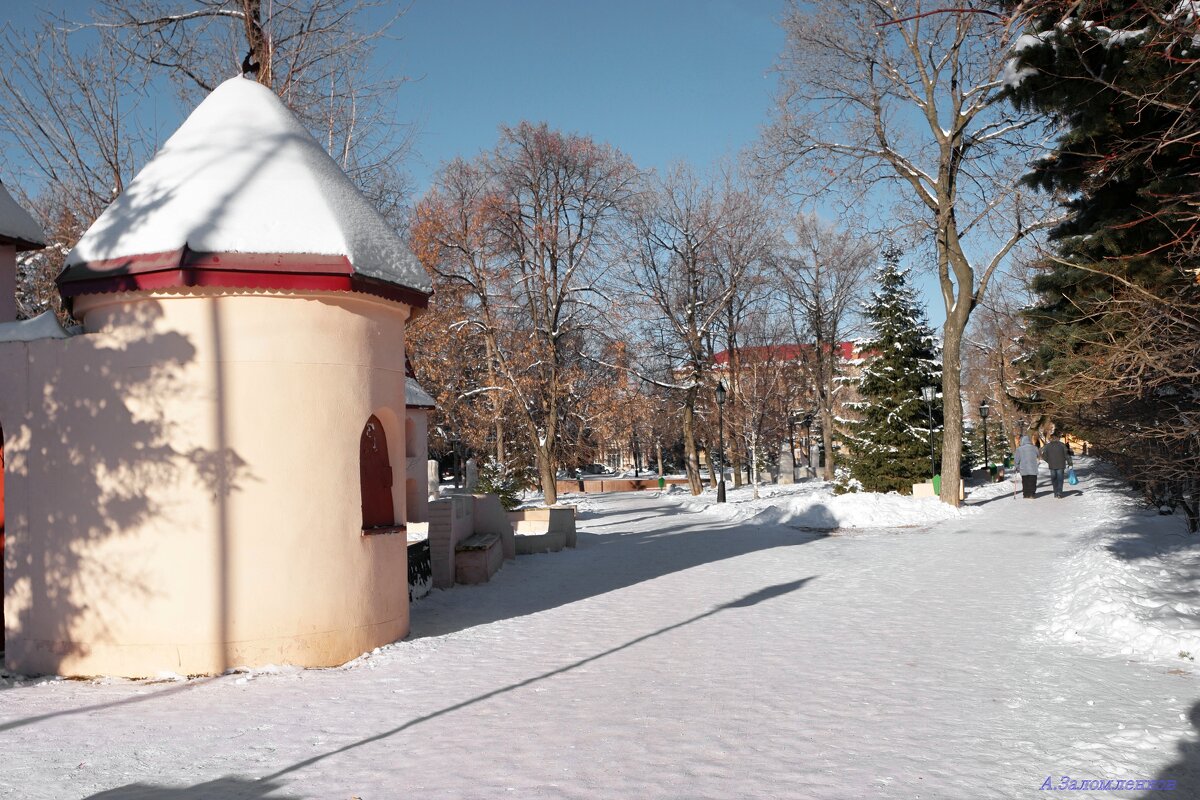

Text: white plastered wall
xmin=2 ymin=288 xmax=412 ymax=677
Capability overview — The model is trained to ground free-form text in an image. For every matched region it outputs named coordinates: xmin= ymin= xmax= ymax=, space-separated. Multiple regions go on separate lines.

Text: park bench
xmin=454 ymin=531 xmax=503 ymax=584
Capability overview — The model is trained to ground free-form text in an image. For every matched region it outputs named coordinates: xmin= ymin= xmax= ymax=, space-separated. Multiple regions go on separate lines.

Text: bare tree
xmin=721 ymin=310 xmax=795 ymax=494
xmin=773 ymin=214 xmax=874 ymax=480
xmin=0 ymin=19 xmax=154 ymax=321
xmin=962 ymin=267 xmax=1034 ymax=453
xmin=89 ymin=0 xmax=414 ymax=222
xmin=414 ymin=125 xmax=639 ymax=505
xmin=763 ymin=0 xmax=1055 ymax=503
xmin=627 ymin=165 xmax=773 ymax=495
xmin=712 ymin=173 xmax=776 ymax=488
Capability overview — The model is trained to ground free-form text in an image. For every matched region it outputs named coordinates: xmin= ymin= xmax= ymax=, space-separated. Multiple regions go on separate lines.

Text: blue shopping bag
xmin=1067 ymin=467 xmax=1078 ymax=486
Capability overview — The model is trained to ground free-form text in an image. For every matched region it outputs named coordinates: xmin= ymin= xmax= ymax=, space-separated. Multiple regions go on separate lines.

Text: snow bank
xmin=1045 ymin=472 xmax=1200 ymax=663
xmin=673 ymin=480 xmax=977 ymax=530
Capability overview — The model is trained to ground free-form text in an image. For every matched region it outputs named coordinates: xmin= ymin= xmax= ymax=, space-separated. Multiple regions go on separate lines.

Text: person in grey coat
xmin=1041 ymin=432 xmax=1074 ymax=498
xmin=1012 ymin=434 xmax=1042 ymax=499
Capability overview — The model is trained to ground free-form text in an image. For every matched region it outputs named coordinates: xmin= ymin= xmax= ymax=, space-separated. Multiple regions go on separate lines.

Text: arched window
xmin=360 ymin=415 xmax=395 ymax=530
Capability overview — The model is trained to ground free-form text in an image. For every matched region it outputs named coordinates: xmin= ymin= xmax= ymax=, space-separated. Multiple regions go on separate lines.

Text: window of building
xmin=360 ymin=415 xmax=397 ymax=531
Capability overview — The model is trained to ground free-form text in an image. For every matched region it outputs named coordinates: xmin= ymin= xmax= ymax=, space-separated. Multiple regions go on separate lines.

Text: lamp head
xmin=921 ymin=385 xmax=937 ymax=403
xmin=979 ymin=399 xmax=990 ymax=419
xmin=716 ymin=381 xmax=727 ymax=406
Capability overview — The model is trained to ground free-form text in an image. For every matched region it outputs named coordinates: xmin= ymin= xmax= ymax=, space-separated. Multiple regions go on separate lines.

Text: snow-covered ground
xmin=2 ymin=460 xmax=1197 ymax=798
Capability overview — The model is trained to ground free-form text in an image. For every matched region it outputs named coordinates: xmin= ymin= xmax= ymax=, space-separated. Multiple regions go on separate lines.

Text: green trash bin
xmin=657 ymin=476 xmax=666 ymax=490
xmin=932 ymin=474 xmax=942 ymax=495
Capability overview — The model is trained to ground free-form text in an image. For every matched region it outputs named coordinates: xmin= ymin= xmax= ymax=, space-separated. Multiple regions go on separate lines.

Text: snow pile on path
xmin=1045 ymin=469 xmax=1200 ymax=663
xmin=672 ymin=480 xmax=978 ymax=529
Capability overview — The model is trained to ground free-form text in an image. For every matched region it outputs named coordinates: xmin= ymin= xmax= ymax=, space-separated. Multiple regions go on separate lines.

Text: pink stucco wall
xmin=0 ymin=245 xmax=15 ymax=323
xmin=1 ymin=288 xmax=413 ymax=677
xmin=405 ymin=409 xmax=430 ymax=523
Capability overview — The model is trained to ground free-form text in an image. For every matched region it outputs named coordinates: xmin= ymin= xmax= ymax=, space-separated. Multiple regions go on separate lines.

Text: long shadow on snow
xmin=1138 ymin=700 xmax=1200 ymax=799
xmin=85 ymin=776 xmax=294 ymax=800
xmin=410 ymin=495 xmax=826 ymax=639
xmin=80 ymin=577 xmax=815 ymax=798
xmin=1070 ymin=461 xmax=1200 ymax=615
xmin=0 ymin=676 xmax=215 ymax=733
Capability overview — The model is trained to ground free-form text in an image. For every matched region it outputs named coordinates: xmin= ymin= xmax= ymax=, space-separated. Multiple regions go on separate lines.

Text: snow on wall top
xmin=0 ymin=180 xmax=46 ymax=249
xmin=64 ymin=77 xmax=430 ymax=296
xmin=406 ymin=377 xmax=436 ymax=409
xmin=0 ymin=311 xmax=73 ymax=342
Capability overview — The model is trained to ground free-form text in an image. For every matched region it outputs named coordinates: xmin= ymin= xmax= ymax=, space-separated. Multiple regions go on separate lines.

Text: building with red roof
xmin=1 ymin=78 xmax=431 ymax=677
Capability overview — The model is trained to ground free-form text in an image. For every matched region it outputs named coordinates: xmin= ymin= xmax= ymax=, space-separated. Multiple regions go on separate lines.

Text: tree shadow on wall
xmin=3 ymin=299 xmax=252 ymax=678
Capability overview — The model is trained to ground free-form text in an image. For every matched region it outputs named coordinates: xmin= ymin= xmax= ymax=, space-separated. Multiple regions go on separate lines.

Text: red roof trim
xmin=57 ymin=248 xmax=430 ymax=309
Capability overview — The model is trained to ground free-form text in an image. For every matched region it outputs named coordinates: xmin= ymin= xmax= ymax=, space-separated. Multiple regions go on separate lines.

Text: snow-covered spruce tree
xmin=844 ymin=246 xmax=943 ymax=494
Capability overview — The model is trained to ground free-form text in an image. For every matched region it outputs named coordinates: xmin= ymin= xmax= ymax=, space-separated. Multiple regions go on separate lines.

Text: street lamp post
xmin=802 ymin=412 xmax=813 ymax=477
xmin=448 ymin=430 xmax=462 ymax=489
xmin=979 ymin=399 xmax=991 ymax=481
xmin=788 ymin=412 xmax=797 ymax=481
xmin=921 ymin=385 xmax=937 ymax=480
xmin=632 ymin=428 xmax=640 ymax=478
xmin=716 ymin=381 xmax=727 ymax=503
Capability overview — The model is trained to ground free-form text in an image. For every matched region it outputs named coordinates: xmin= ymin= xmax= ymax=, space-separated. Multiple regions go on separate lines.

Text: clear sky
xmin=6 ymin=0 xmax=785 ymax=192
xmin=5 ymin=0 xmax=951 ymax=326
xmin=388 ymin=0 xmax=786 ymax=191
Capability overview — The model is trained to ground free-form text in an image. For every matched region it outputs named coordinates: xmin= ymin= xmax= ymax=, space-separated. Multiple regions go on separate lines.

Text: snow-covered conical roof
xmin=58 ymin=77 xmax=430 ymax=306
xmin=0 ymin=179 xmax=46 ymax=250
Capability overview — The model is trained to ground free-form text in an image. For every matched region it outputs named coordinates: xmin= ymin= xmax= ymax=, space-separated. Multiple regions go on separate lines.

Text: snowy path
xmin=1 ymin=466 xmax=1196 ymax=799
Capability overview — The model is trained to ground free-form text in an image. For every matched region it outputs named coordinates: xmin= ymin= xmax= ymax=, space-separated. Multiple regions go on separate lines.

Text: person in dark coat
xmin=1041 ymin=432 xmax=1074 ymax=498
xmin=1012 ymin=435 xmax=1041 ymax=499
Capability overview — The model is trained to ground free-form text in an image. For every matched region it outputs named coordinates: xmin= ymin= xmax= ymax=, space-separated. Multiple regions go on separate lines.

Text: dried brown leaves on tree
xmin=413 ymin=124 xmax=639 ymax=504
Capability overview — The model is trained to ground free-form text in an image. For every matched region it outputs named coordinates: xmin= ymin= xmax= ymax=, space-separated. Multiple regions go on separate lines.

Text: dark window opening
xmin=360 ymin=415 xmax=396 ymax=530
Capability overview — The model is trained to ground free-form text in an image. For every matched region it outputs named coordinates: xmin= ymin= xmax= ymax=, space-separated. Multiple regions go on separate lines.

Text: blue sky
xmin=4 ymin=1 xmax=950 ymax=326
xmin=7 ymin=0 xmax=785 ymax=193
xmin=388 ymin=0 xmax=786 ymax=191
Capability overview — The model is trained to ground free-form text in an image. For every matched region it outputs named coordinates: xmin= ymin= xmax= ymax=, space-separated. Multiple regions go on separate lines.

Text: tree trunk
xmin=940 ymin=319 xmax=966 ymax=506
xmin=682 ymin=398 xmax=703 ymax=495
xmin=750 ymin=429 xmax=760 ymax=499
xmin=821 ymin=407 xmax=836 ymax=481
xmin=241 ymin=0 xmax=273 ymax=87
xmin=656 ymin=440 xmax=664 ymax=478
xmin=537 ymin=446 xmax=558 ymax=506
xmin=732 ymin=446 xmax=744 ymax=488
